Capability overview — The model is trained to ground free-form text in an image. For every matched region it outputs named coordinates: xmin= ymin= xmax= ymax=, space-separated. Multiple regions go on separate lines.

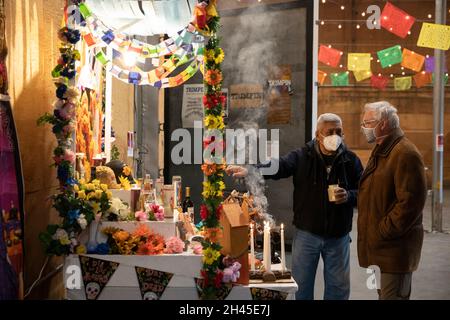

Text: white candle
xmin=263 ymin=222 xmax=271 ymax=272
xmin=250 ymin=223 xmax=255 ymax=272
xmin=281 ymin=223 xmax=286 ymax=272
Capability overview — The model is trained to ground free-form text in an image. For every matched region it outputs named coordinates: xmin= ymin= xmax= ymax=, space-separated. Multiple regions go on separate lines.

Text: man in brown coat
xmin=358 ymin=101 xmax=426 ymax=300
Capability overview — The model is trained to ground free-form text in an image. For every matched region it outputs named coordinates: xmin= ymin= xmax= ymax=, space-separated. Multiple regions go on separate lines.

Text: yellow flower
xmin=86 ymin=183 xmax=95 ymax=191
xmin=204 ymin=115 xmax=224 ymax=130
xmin=100 ymin=184 xmax=108 ymax=191
xmin=106 ymin=191 xmax=112 ymax=200
xmin=122 ymin=166 xmax=132 ymax=176
xmin=78 ymin=178 xmax=86 ymax=185
xmin=91 ymin=202 xmax=101 ymax=214
xmin=75 ymin=245 xmax=87 ymax=254
xmin=92 ymin=179 xmax=100 ymax=186
xmin=73 ymin=184 xmax=79 ymax=192
xmin=59 ymin=236 xmax=71 ymax=245
xmin=203 ymin=247 xmax=221 ymax=265
xmin=86 ymin=192 xmax=95 ymax=200
xmin=95 ymin=189 xmax=103 ymax=200
xmin=77 ymin=190 xmax=86 ymax=200
xmin=119 ymin=176 xmax=131 ymax=191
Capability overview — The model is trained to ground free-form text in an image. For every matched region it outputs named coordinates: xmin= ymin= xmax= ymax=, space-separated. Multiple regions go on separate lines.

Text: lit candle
xmin=250 ymin=223 xmax=255 ymax=272
xmin=281 ymin=223 xmax=286 ymax=272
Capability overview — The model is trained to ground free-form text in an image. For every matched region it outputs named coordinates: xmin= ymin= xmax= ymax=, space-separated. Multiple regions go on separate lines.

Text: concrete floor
xmin=286 ymin=190 xmax=450 ymax=300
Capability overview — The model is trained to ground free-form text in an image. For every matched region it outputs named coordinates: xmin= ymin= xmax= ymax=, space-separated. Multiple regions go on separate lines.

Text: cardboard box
xmin=219 ymin=202 xmax=249 ymax=285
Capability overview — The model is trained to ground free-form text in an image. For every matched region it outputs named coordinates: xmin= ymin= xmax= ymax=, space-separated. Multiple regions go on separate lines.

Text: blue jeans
xmin=292 ymin=228 xmax=350 ymax=300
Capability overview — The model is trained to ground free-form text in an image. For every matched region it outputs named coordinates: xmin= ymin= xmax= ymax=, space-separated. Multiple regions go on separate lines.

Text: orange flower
xmin=202 ymin=163 xmax=217 ymax=176
xmin=132 ymin=224 xmax=152 ymax=238
xmin=113 ymin=230 xmax=130 ymax=242
xmin=202 ymin=227 xmax=223 ymax=243
xmin=205 ymin=69 xmax=223 ymax=86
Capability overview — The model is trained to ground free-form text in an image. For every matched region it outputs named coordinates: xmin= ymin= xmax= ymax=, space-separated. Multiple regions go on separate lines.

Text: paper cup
xmin=328 ymin=184 xmax=339 ymax=202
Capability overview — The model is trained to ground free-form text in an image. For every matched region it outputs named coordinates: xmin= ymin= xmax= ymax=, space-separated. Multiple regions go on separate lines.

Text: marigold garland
xmin=196 ymin=0 xmax=228 ymax=300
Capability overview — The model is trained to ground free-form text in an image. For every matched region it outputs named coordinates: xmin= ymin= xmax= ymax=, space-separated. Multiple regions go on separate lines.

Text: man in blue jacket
xmin=226 ymin=113 xmax=363 ymax=300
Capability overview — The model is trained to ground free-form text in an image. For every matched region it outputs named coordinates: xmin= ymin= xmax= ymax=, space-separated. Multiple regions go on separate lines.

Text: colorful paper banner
xmin=370 ymin=74 xmax=389 ymax=90
xmin=417 ymin=23 xmax=450 ymax=50
xmin=394 ymin=76 xmax=412 ymax=91
xmin=250 ymin=288 xmax=288 ymax=300
xmin=330 ymin=72 xmax=349 ymax=86
xmin=135 ymin=266 xmax=173 ymax=300
xmin=348 ymin=53 xmax=371 ymax=71
xmin=401 ymin=48 xmax=425 ymax=72
xmin=318 ymin=45 xmax=343 ymax=68
xmin=79 ymin=256 xmax=119 ymax=300
xmin=377 ymin=45 xmax=403 ymax=68
xmin=413 ymin=72 xmax=432 ymax=88
xmin=353 ymin=70 xmax=372 ymax=82
xmin=318 ymin=70 xmax=327 ymax=85
xmin=380 ymin=2 xmax=415 ymax=38
xmin=425 ymin=56 xmax=448 ymax=73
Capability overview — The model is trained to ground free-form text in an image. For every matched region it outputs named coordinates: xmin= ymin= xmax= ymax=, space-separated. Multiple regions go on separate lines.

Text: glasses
xmin=360 ymin=119 xmax=379 ymax=127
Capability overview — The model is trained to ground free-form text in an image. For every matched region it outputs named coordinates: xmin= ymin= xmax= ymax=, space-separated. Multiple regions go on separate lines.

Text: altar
xmin=64 ymin=254 xmax=298 ymax=300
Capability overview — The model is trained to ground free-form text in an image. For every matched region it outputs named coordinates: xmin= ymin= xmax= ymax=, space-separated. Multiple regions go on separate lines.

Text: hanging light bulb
xmin=123 ymin=51 xmax=138 ymax=68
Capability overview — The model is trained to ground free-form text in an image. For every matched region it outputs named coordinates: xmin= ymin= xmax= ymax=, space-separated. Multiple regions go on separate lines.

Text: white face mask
xmin=321 ymin=134 xmax=342 ymax=152
xmin=361 ymin=121 xmax=380 ymax=144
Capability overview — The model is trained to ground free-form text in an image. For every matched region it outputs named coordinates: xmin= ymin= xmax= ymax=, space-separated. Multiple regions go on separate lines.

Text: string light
xmin=338 ymin=24 xmax=342 ymax=29
xmin=356 ymin=24 xmax=361 ymax=29
xmin=341 ymin=5 xmax=345 ymax=10
xmin=428 ymin=14 xmax=432 ymax=19
xmin=321 ymin=20 xmax=325 ymax=25
xmin=361 ymin=12 xmax=366 ymax=17
xmin=402 ymin=72 xmax=406 ymax=75
xmin=322 ymin=0 xmax=326 ymax=3
xmin=408 ymin=31 xmax=411 ymax=35
xmin=390 ymin=74 xmax=394 ymax=77
xmin=123 ymin=51 xmax=138 ymax=67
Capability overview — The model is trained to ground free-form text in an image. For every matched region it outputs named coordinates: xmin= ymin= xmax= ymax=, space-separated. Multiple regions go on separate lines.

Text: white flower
xmin=53 ymin=228 xmax=68 ymax=240
xmin=77 ymin=214 xmax=88 ymax=230
xmin=107 ymin=198 xmax=129 ymax=221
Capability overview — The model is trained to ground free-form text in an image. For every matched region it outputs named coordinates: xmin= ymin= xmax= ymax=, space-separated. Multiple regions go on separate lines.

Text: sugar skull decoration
xmin=143 ymin=291 xmax=159 ymax=300
xmin=95 ymin=166 xmax=120 ymax=189
xmin=85 ymin=282 xmax=101 ymax=300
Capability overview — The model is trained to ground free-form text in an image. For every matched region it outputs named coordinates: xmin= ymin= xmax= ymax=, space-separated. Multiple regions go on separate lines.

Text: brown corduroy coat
xmin=357 ymin=128 xmax=426 ymax=273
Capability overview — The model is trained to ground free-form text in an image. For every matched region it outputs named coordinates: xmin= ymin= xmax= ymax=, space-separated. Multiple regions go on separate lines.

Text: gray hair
xmin=317 ymin=113 xmax=342 ymax=129
xmin=364 ymin=101 xmax=400 ymax=129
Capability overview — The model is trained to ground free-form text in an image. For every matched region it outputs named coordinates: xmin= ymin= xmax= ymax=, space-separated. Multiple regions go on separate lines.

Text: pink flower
xmin=164 ymin=236 xmax=185 ymax=254
xmin=63 ymin=149 xmax=75 ymax=163
xmin=135 ymin=210 xmax=148 ymax=221
xmin=59 ymin=102 xmax=76 ymax=120
xmin=150 ymin=204 xmax=165 ymax=221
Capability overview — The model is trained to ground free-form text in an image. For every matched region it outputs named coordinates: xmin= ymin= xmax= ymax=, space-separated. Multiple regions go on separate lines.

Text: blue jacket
xmin=262 ymin=140 xmax=363 ymax=238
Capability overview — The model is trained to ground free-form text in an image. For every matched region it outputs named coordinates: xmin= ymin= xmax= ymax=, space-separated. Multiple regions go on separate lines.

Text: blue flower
xmin=56 ymin=84 xmax=67 ymax=99
xmin=67 ymin=209 xmax=80 ymax=223
xmin=95 ymin=243 xmax=110 ymax=255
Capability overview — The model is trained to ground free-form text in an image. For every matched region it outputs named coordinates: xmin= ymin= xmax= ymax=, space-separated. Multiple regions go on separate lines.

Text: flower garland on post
xmin=37 ymin=3 xmax=111 ymax=255
xmin=193 ymin=0 xmax=227 ymax=300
